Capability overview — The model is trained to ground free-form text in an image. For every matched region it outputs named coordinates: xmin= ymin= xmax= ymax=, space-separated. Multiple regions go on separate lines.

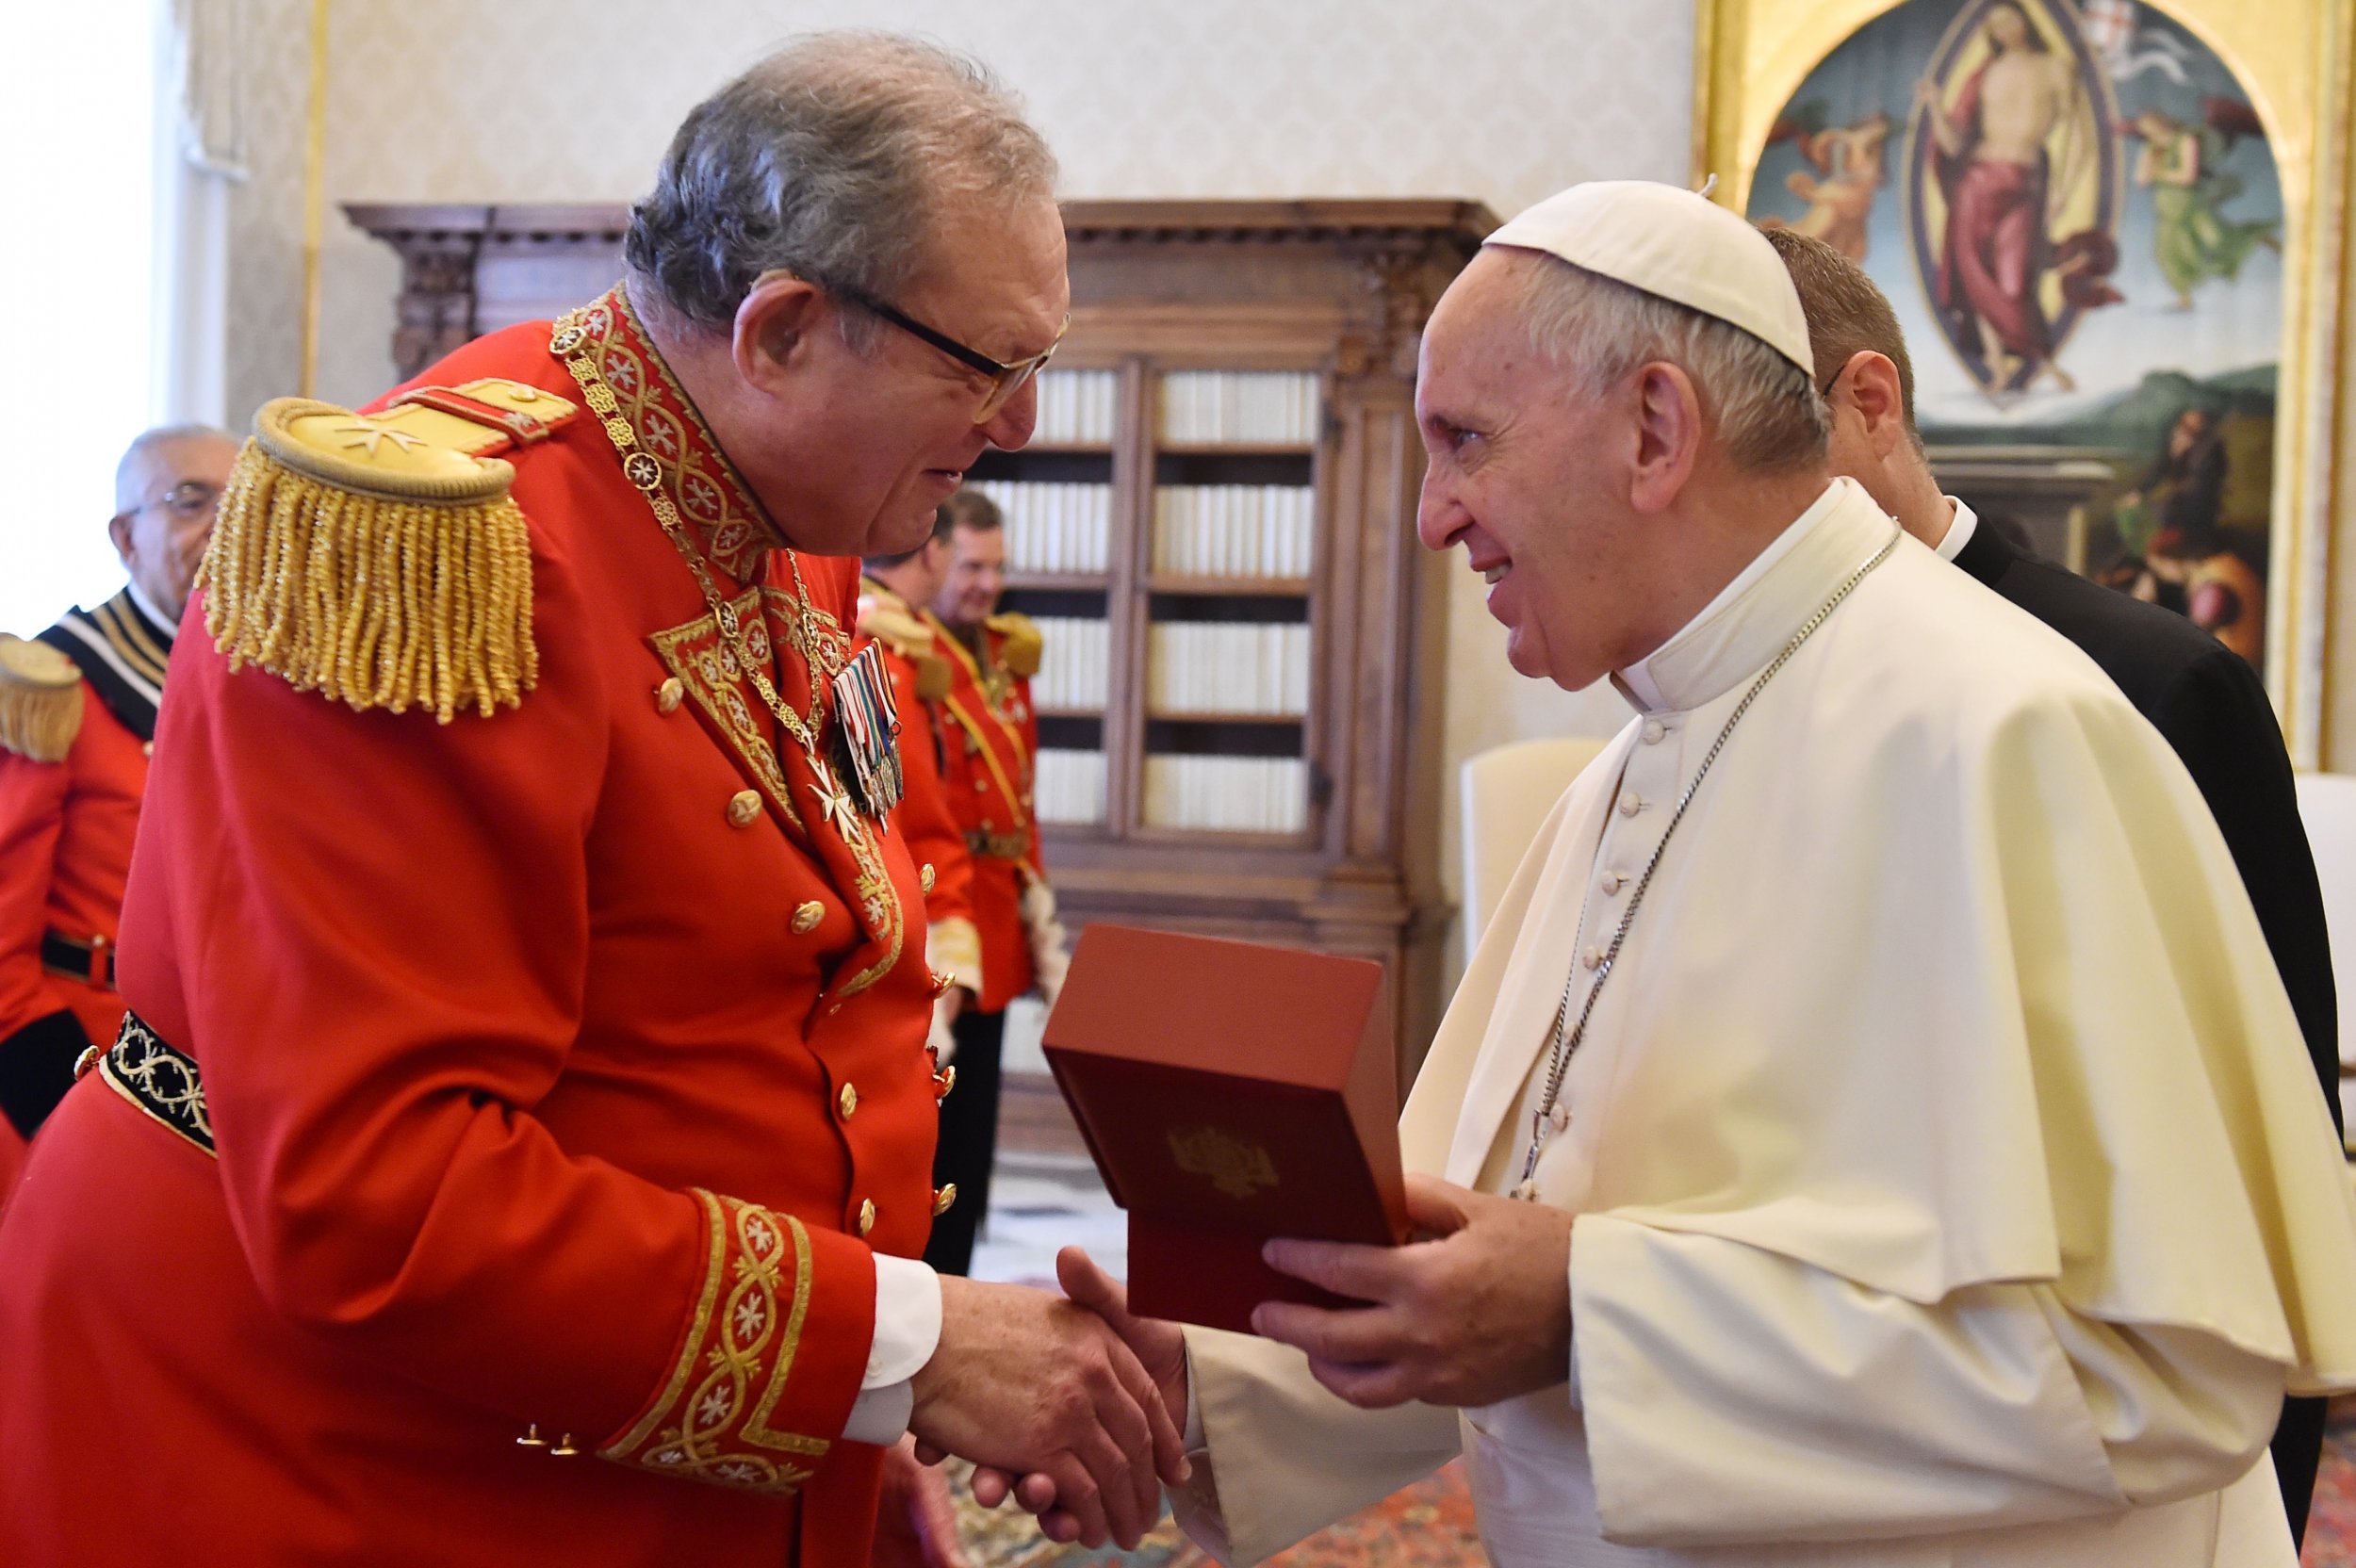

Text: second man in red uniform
xmin=918 ymin=489 xmax=1068 ymax=1276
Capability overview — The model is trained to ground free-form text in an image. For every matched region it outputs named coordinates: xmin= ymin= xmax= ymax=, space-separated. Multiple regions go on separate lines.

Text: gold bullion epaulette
xmin=202 ymin=380 xmax=579 ymax=723
xmin=0 ymin=634 xmax=84 ymax=762
xmin=858 ymin=594 xmax=953 ymax=701
xmin=986 ymin=612 xmax=1042 ymax=678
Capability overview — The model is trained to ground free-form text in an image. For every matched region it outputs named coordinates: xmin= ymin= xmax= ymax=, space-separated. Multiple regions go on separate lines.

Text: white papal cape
xmin=1171 ymin=479 xmax=2356 ymax=1567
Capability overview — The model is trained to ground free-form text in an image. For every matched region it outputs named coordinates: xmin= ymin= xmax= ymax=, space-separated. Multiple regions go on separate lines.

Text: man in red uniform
xmin=0 ymin=424 xmax=234 ymax=1188
xmin=0 ymin=35 xmax=1179 ymax=1568
xmin=856 ymin=508 xmax=984 ymax=1087
xmin=920 ymin=490 xmax=1069 ymax=1275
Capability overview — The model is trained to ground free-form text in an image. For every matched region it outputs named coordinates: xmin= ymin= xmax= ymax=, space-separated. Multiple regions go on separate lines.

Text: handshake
xmin=894 ymin=1173 xmax=1580 ymax=1556
xmin=903 ymin=1248 xmax=1187 ymax=1552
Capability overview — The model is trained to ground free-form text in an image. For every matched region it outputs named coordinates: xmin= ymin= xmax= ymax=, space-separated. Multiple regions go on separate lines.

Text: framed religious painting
xmin=1694 ymin=0 xmax=2356 ymax=765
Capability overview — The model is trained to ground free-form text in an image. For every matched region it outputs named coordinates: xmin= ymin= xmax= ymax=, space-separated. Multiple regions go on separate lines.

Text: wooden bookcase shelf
xmin=1143 ymin=576 xmax=1313 ymax=597
xmin=348 ymin=196 xmax=1497 ymax=1078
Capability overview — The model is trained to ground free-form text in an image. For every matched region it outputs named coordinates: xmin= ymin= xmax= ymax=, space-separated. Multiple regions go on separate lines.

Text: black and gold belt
xmin=963 ymin=828 xmax=1029 ymax=860
xmin=80 ymin=1011 xmax=213 ymax=1156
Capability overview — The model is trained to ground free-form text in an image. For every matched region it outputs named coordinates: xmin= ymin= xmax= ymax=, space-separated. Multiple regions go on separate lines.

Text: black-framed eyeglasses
xmin=126 ymin=482 xmax=220 ymax=522
xmin=833 ymin=284 xmax=1069 ymax=423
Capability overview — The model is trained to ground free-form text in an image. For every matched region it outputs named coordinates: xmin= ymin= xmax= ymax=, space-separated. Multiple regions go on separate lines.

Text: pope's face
xmin=1415 ymin=253 xmax=1644 ymax=691
xmin=744 ymin=194 xmax=1068 ymax=559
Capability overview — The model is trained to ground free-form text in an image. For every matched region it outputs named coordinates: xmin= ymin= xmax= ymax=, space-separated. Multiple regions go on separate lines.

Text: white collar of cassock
xmin=1612 ymin=477 xmax=1894 ymax=715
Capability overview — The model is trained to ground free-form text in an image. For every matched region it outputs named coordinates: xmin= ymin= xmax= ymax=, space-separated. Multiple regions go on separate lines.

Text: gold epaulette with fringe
xmin=0 ymin=635 xmax=84 ymax=762
xmin=202 ymin=380 xmax=578 ymax=723
xmin=857 ymin=594 xmax=953 ymax=701
xmin=987 ymin=612 xmax=1042 ymax=678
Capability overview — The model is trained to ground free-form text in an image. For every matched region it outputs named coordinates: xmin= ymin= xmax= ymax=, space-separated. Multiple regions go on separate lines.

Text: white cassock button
xmin=1641 ymin=720 xmax=1666 ymax=744
xmin=1582 ymin=945 xmax=1604 ymax=970
xmin=1617 ymin=791 xmax=1643 ymax=817
xmin=1601 ymin=871 xmax=1626 ymax=894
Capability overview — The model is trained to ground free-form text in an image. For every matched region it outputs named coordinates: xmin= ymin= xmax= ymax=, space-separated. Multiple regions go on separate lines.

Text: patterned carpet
xmin=951 ymin=1397 xmax=2356 ymax=1567
xmin=947 ymin=1458 xmax=1478 ymax=1568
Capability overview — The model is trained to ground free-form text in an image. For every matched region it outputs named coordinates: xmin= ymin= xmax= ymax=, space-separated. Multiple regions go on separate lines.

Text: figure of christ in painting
xmin=1919 ymin=1 xmax=2086 ymax=393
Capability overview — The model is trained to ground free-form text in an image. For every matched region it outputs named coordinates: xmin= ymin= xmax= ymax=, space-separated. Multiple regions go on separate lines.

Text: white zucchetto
xmin=1485 ymin=180 xmax=1815 ymax=379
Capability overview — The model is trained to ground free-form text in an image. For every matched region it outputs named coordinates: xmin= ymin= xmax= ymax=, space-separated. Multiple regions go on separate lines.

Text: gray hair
xmin=624 ymin=32 xmax=1057 ymax=348
xmin=115 ymin=422 xmax=236 ymax=514
xmin=1512 ymin=253 xmax=1829 ymax=472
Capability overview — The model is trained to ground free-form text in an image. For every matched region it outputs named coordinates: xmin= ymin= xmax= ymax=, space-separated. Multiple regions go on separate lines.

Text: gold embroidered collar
xmin=548 ymin=285 xmax=784 ymax=582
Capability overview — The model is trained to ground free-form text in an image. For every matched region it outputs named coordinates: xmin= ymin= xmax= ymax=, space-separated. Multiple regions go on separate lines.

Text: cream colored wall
xmin=224 ymin=0 xmax=1680 ymax=966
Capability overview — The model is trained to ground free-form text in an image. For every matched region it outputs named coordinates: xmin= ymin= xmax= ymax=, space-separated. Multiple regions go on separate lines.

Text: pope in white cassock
xmin=968 ymin=181 xmax=2356 ymax=1566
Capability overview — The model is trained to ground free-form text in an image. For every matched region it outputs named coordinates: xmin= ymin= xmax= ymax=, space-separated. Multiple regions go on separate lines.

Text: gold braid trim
xmin=0 ymin=636 xmax=84 ymax=762
xmin=201 ymin=398 xmax=538 ymax=723
xmin=599 ymin=1190 xmax=829 ymax=1494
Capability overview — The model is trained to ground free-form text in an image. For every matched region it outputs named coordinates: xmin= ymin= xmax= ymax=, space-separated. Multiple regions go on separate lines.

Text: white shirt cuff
xmin=1934 ymin=494 xmax=1979 ymax=563
xmin=840 ymin=1252 xmax=943 ymax=1446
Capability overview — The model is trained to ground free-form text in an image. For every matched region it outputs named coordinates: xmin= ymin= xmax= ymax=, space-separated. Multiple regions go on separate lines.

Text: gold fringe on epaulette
xmin=0 ymin=660 xmax=82 ymax=762
xmin=915 ymin=653 xmax=952 ymax=702
xmin=201 ymin=400 xmax=538 ymax=723
xmin=989 ymin=614 xmax=1043 ymax=678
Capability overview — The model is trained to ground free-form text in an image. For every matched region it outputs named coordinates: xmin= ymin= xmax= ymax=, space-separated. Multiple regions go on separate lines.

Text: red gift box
xmin=1041 ymin=924 xmax=1410 ymax=1333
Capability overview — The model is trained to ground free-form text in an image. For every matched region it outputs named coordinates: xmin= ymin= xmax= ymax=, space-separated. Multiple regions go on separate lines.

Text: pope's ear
xmin=1627 ymin=360 xmax=1703 ymax=514
xmin=730 ymin=273 xmax=827 ymax=393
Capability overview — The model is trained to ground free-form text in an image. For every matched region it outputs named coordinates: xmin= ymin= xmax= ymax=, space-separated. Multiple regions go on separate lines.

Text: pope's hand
xmin=910 ymin=1275 xmax=1188 ymax=1550
xmin=1254 ymin=1173 xmax=1574 ymax=1409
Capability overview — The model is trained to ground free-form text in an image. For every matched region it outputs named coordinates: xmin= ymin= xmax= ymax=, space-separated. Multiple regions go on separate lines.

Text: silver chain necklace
xmin=1513 ymin=529 xmax=1901 ymax=1199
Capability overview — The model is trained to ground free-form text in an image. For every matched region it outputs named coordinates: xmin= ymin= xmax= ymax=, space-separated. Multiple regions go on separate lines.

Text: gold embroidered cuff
xmin=600 ymin=1190 xmax=832 ymax=1494
xmin=926 ymin=918 xmax=983 ymax=994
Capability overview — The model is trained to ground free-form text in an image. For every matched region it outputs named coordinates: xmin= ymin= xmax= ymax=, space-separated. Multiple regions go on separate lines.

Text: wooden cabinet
xmin=348 ymin=198 xmax=1496 ymax=1078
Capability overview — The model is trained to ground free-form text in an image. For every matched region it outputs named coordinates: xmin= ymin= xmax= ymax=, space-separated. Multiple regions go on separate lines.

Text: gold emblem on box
xmin=1168 ymin=1125 xmax=1280 ymax=1200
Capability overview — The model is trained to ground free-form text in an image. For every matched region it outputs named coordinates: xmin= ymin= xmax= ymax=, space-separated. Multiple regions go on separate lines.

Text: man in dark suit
xmin=1763 ymin=224 xmax=2343 ymax=1549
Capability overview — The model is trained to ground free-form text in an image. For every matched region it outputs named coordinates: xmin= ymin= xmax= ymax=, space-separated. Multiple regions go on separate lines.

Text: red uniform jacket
xmin=0 ymin=589 xmax=173 ymax=1184
xmin=930 ymin=612 xmax=1041 ymax=1013
xmin=854 ymin=578 xmax=981 ymax=993
xmin=0 ymin=290 xmax=946 ymax=1567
